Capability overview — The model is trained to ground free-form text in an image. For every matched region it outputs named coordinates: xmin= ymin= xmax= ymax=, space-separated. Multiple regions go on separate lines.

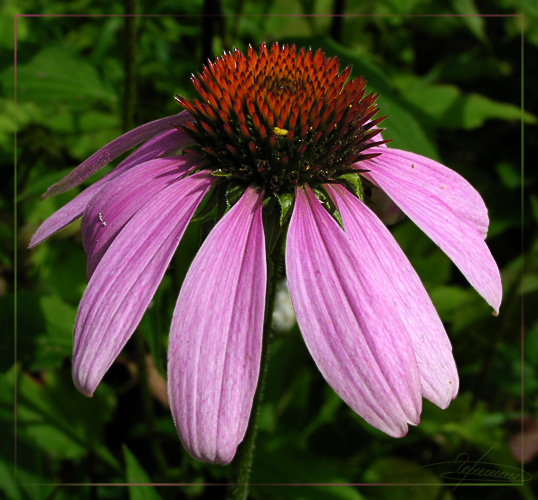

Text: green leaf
xmin=419 ymin=393 xmax=505 ymax=447
xmin=262 ymin=195 xmax=283 ymax=254
xmin=276 ymin=191 xmax=294 ymax=226
xmin=0 ymin=454 xmax=23 ymax=500
xmin=522 ymin=273 xmax=538 ymax=295
xmin=18 ymin=167 xmax=76 ymax=202
xmin=2 ymin=46 xmax=117 ymax=108
xmin=30 ymin=295 xmax=76 ymax=370
xmin=403 ymin=84 xmax=535 ymax=129
xmin=376 ymin=95 xmax=440 ymax=160
xmin=48 ymin=110 xmax=122 ymax=160
xmin=337 ymin=173 xmax=364 ymax=201
xmin=496 ymin=162 xmax=521 ymax=190
xmin=12 ymin=368 xmax=118 ymax=468
xmin=0 ymin=3 xmax=29 ymax=50
xmin=29 ymin=242 xmax=87 ymax=305
xmin=190 ymin=183 xmax=221 ymax=223
xmin=23 ymin=293 xmax=76 ymax=371
xmin=46 ymin=110 xmax=121 ymax=134
xmin=462 ymin=92 xmax=534 ymax=128
xmin=428 ymin=286 xmax=476 ymax=320
xmin=123 ymin=446 xmax=163 ymax=500
xmin=391 ymin=221 xmax=452 ymax=287
xmin=0 ymin=98 xmax=45 ymax=150
xmin=452 ymin=0 xmax=487 ymax=42
xmin=0 ymin=368 xmax=59 ymax=499
xmin=225 ymin=182 xmax=245 ymax=208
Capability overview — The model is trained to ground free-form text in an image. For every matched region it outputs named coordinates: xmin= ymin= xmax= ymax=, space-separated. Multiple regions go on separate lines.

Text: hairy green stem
xmin=226 ymin=234 xmax=285 ymax=500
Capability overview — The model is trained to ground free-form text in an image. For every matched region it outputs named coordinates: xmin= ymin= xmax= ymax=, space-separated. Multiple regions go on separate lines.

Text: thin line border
xmin=12 ymin=9 xmax=527 ymax=490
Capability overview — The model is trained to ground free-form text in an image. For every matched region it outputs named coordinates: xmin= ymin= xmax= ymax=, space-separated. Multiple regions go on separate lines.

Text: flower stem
xmin=226 ymin=234 xmax=284 ymax=500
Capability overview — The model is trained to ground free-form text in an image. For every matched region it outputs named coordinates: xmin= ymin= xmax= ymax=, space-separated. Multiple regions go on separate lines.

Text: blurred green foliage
xmin=3 ymin=0 xmax=537 ymax=498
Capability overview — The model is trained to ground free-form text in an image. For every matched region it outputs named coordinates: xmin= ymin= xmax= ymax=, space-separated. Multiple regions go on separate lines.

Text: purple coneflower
xmin=29 ymin=43 xmax=502 ymax=465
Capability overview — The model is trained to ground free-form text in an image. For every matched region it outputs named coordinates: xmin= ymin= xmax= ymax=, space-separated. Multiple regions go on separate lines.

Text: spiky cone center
xmin=177 ymin=42 xmax=385 ymax=195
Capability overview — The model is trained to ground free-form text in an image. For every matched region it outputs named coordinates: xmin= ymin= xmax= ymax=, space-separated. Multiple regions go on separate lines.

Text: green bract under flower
xmin=176 ymin=43 xmax=385 ymax=195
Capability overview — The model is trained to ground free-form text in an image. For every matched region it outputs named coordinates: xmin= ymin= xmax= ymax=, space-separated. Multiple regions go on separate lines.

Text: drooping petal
xmin=82 ymin=156 xmax=197 ymax=278
xmin=363 ymin=146 xmax=490 ymax=238
xmin=327 ymin=184 xmax=458 ymax=408
xmin=72 ymin=171 xmax=215 ymax=397
xmin=360 ymin=148 xmax=502 ymax=313
xmin=29 ymin=127 xmax=193 ymax=248
xmin=286 ymin=185 xmax=422 ymax=437
xmin=43 ymin=111 xmax=192 ymax=198
xmin=168 ymin=186 xmax=266 ymax=465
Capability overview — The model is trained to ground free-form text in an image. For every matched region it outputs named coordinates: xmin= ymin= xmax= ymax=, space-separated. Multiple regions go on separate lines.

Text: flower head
xmin=175 ymin=43 xmax=383 ymax=193
xmin=30 ymin=43 xmax=502 ymax=465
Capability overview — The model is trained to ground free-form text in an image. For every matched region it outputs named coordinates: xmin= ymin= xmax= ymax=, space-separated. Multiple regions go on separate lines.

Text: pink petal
xmin=286 ymin=185 xmax=422 ymax=437
xmin=363 ymin=147 xmax=489 ymax=238
xmin=43 ymin=111 xmax=192 ymax=198
xmin=82 ymin=156 xmax=196 ymax=278
xmin=29 ymin=127 xmax=193 ymax=248
xmin=110 ymin=127 xmax=194 ymax=178
xmin=327 ymin=184 xmax=458 ymax=408
xmin=168 ymin=186 xmax=266 ymax=465
xmin=361 ymin=148 xmax=502 ymax=313
xmin=72 ymin=171 xmax=215 ymax=396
